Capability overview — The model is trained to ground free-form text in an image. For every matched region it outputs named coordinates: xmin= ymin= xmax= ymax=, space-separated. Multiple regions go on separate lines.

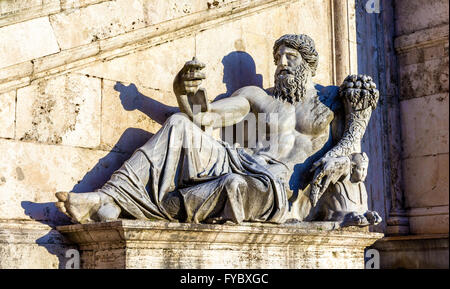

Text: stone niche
xmin=57 ymin=220 xmax=383 ymax=269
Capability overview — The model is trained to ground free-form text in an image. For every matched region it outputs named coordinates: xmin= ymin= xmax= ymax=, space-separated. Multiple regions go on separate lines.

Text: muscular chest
xmin=256 ymin=99 xmax=296 ymax=134
xmin=251 ymin=95 xmax=334 ymax=136
xmin=295 ymin=98 xmax=334 ymax=135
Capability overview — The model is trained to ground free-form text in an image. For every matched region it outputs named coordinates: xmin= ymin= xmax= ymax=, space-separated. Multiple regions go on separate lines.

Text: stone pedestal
xmin=57 ymin=220 xmax=383 ymax=269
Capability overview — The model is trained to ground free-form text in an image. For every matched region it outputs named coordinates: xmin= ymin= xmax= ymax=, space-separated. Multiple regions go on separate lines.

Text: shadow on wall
xmin=215 ymin=51 xmax=263 ymax=101
xmin=20 ymin=50 xmax=262 ymax=268
xmin=114 ymin=82 xmax=179 ymax=125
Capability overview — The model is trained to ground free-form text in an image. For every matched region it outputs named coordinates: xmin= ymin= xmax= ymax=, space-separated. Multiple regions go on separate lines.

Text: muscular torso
xmin=231 ymin=86 xmax=335 ymax=172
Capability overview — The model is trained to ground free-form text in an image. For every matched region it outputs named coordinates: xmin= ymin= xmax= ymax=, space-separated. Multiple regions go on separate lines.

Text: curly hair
xmin=273 ymin=34 xmax=319 ymax=77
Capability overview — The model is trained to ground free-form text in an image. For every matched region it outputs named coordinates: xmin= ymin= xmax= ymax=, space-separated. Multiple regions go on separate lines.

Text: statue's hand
xmin=309 ymin=156 xmax=351 ymax=206
xmin=173 ymin=57 xmax=206 ymax=96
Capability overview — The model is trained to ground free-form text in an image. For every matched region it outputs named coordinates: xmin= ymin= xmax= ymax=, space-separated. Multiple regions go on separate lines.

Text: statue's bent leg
xmin=56 ymin=113 xmax=232 ymax=223
xmin=177 ymin=172 xmax=277 ymax=224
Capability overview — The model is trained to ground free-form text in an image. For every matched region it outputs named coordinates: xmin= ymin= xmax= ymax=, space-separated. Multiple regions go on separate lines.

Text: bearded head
xmin=272 ymin=34 xmax=319 ymax=104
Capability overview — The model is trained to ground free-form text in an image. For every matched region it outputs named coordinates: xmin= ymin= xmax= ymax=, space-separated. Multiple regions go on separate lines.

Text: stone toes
xmin=55 ymin=191 xmax=69 ymax=202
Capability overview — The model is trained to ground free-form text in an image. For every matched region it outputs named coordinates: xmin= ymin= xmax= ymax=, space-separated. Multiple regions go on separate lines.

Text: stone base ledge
xmin=0 ymin=220 xmax=76 ymax=269
xmin=57 ymin=220 xmax=384 ymax=269
xmin=372 ymin=234 xmax=449 ymax=269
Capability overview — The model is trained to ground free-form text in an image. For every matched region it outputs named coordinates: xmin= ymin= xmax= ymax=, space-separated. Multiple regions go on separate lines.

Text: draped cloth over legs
xmin=97 ymin=113 xmax=289 ymax=224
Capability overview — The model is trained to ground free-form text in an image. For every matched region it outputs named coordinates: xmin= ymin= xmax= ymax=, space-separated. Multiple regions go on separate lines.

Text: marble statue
xmin=55 ymin=34 xmax=382 ymax=227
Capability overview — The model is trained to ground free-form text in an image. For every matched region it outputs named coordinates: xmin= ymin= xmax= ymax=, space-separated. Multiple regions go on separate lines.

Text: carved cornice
xmin=0 ymin=0 xmax=297 ymax=94
xmin=394 ymin=24 xmax=449 ymax=53
xmin=57 ymin=220 xmax=382 ymax=248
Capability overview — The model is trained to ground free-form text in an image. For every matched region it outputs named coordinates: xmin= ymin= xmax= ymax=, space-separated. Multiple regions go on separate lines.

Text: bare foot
xmin=55 ymin=192 xmax=121 ymax=224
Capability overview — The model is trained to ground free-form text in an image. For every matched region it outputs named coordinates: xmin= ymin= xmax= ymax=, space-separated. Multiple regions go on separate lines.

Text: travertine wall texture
xmin=394 ymin=0 xmax=449 ymax=235
xmin=0 ymin=0 xmax=387 ymax=268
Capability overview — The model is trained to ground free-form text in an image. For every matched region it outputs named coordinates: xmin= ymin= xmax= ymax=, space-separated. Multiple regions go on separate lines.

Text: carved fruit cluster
xmin=339 ymin=74 xmax=380 ymax=111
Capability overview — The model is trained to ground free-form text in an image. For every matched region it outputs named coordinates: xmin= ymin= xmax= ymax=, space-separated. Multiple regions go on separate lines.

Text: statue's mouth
xmin=277 ymin=68 xmax=294 ymax=77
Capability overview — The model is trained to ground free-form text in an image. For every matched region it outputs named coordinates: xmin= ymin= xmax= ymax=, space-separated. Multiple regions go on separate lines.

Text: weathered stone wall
xmin=0 ymin=0 xmax=386 ymax=268
xmin=394 ymin=0 xmax=449 ymax=236
xmin=370 ymin=0 xmax=449 ymax=269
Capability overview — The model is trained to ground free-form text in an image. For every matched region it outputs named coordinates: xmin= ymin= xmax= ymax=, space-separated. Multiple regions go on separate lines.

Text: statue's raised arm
xmin=173 ymin=57 xmax=251 ymax=129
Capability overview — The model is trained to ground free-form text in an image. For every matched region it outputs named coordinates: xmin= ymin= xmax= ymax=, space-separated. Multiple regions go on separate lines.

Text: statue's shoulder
xmin=315 ymin=84 xmax=341 ymax=112
xmin=231 ymin=85 xmax=271 ymax=102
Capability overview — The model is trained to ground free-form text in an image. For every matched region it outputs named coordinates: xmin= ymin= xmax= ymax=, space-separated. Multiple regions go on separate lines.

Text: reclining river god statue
xmin=55 ymin=34 xmax=382 ymax=227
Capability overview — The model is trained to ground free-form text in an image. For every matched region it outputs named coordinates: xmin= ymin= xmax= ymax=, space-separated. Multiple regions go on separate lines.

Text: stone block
xmin=399 ymin=56 xmax=449 ymax=100
xmin=79 ymin=36 xmax=195 ymax=92
xmin=238 ymin=32 xmax=272 ymax=90
xmin=49 ymin=0 xmax=147 ymax=50
xmin=0 ymin=17 xmax=60 ymax=69
xmin=143 ymin=0 xmax=206 ymax=26
xmin=79 ymin=37 xmax=195 ymax=92
xmin=409 ymin=214 xmax=449 ymax=235
xmin=0 ymin=138 xmax=130 ymax=221
xmin=0 ymin=0 xmax=61 ymax=28
xmin=403 ymin=153 xmax=449 ymax=209
xmin=0 ymin=90 xmax=15 ymax=139
xmin=395 ymin=25 xmax=449 ymax=57
xmin=57 ymin=220 xmax=383 ymax=269
xmin=0 ymin=0 xmax=42 ymax=16
xmin=0 ymin=220 xmax=76 ymax=269
xmin=395 ymin=0 xmax=449 ymax=36
xmin=398 ymin=43 xmax=448 ymax=66
xmin=100 ymin=79 xmax=178 ymax=153
xmin=60 ymin=0 xmax=106 ymax=10
xmin=16 ymin=73 xmax=101 ymax=148
xmin=373 ymin=234 xmax=449 ymax=269
xmin=284 ymin=0 xmax=333 ymax=85
xmin=400 ymin=94 xmax=449 ymax=158
xmin=239 ymin=0 xmax=333 ymax=86
xmin=195 ymin=20 xmax=244 ymax=99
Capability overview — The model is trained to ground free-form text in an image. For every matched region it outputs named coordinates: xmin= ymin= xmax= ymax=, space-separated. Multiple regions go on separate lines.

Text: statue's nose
xmin=280 ymin=54 xmax=288 ymax=66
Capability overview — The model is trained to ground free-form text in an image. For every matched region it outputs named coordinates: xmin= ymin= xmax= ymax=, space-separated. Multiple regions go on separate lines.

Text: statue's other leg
xmin=56 ymin=113 xmax=231 ymax=223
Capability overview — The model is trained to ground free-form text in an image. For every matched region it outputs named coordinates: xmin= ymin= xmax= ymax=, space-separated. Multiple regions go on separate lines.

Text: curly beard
xmin=273 ymin=62 xmax=310 ymax=104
